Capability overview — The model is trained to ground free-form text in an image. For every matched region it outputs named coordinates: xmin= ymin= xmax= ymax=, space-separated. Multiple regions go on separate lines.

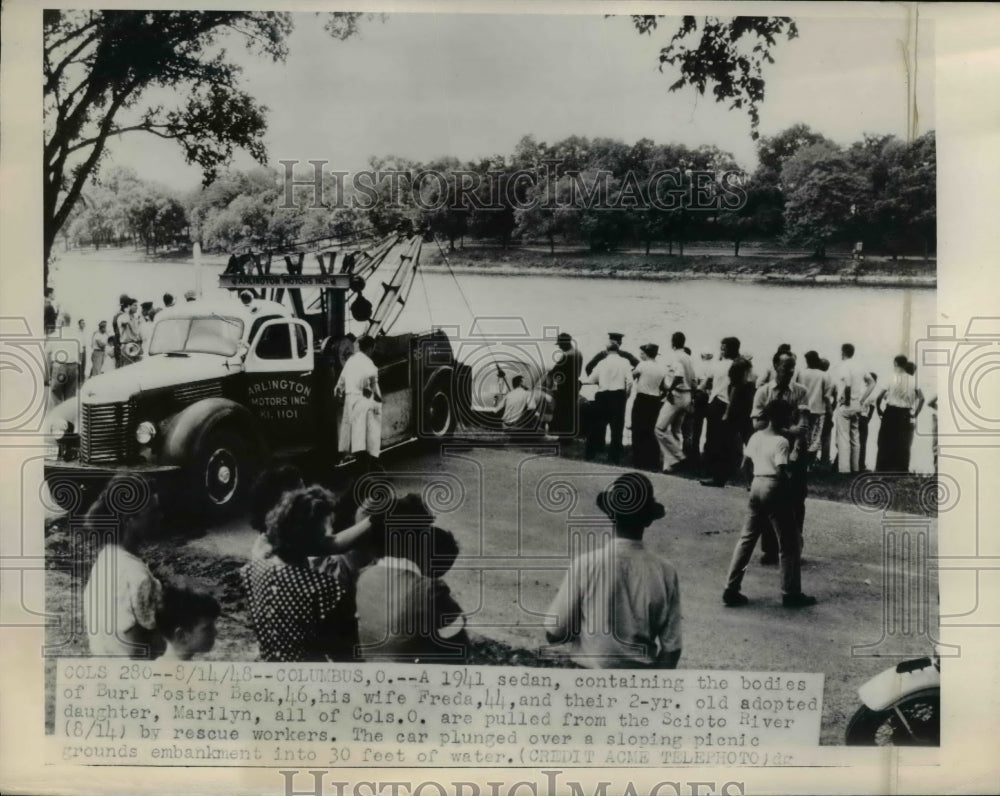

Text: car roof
xmin=155 ymin=298 xmax=292 ymax=325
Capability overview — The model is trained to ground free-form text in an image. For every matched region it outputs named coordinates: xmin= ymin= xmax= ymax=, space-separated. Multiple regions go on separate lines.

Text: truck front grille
xmin=80 ymin=402 xmax=131 ymax=464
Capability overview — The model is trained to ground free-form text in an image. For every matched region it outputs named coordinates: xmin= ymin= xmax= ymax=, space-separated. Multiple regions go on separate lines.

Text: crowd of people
xmin=44 ymin=287 xmax=193 ymax=409
xmin=70 ymin=307 xmax=933 ymax=667
xmin=536 ymin=330 xmax=931 ymax=479
xmin=81 ymin=466 xmax=686 ymax=669
xmin=530 ymin=330 xmax=931 ymax=610
xmin=82 ymin=469 xmax=468 ymax=664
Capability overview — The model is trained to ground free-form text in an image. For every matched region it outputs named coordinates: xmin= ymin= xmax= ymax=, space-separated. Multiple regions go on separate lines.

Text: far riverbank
xmin=421 ymin=245 xmax=937 ymax=288
xmin=51 ymin=243 xmax=937 ymax=288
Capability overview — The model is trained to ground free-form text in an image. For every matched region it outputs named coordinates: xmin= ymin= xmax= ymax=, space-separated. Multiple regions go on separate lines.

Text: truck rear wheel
xmin=191 ymin=427 xmax=256 ymax=521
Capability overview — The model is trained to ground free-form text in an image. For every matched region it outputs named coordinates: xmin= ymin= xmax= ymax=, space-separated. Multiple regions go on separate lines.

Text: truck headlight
xmin=48 ymin=418 xmax=71 ymax=439
xmin=135 ymin=421 xmax=157 ymax=445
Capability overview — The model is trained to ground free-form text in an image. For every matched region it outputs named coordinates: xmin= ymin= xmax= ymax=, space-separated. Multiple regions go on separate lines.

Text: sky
xmin=102 ymin=11 xmax=935 ymax=192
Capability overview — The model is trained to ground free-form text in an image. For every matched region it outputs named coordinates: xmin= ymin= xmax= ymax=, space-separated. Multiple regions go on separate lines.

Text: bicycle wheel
xmin=845 ymin=690 xmax=940 ymax=746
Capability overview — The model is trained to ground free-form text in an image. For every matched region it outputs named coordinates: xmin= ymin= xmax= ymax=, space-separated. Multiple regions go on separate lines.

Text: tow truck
xmin=44 ymin=234 xmax=470 ymax=519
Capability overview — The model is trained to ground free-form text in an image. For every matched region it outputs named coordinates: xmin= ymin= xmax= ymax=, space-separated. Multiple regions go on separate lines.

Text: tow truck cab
xmin=44 ymin=294 xmax=468 ymax=520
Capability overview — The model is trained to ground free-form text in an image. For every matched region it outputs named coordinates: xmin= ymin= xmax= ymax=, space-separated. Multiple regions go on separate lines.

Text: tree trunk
xmin=668 ymin=240 xmax=673 ymax=256
xmin=645 ymin=238 xmax=651 ymax=256
xmin=734 ymin=239 xmax=741 ymax=257
xmin=679 ymin=237 xmax=684 ymax=258
xmin=548 ymin=235 xmax=554 ymax=255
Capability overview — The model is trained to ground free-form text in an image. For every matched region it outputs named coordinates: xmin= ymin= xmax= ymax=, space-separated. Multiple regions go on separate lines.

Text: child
xmin=722 ymin=399 xmax=817 ymax=609
xmin=82 ymin=476 xmax=165 ymax=657
xmin=156 ymin=579 xmax=220 ymax=661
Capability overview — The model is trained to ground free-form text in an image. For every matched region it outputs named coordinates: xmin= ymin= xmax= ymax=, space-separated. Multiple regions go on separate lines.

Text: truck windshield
xmin=148 ymin=317 xmax=244 ymax=356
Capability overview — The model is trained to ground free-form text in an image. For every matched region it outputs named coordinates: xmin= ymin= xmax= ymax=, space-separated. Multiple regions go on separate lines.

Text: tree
xmin=42 ymin=9 xmax=367 ymax=283
xmin=781 ymin=144 xmax=865 ymax=258
xmin=631 ymin=15 xmax=798 ymax=139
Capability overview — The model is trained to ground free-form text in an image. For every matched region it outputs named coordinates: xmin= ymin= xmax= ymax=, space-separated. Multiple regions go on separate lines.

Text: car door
xmin=244 ymin=318 xmax=315 ymax=450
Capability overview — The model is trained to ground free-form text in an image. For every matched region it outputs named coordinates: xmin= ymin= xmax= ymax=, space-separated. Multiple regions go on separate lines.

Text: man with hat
xmin=630 ymin=343 xmax=667 ymax=470
xmin=580 ymin=341 xmax=632 ymax=464
xmin=544 ymin=332 xmax=583 ymax=438
xmin=546 ymin=472 xmax=682 ymax=669
xmin=584 ymin=332 xmax=639 ymax=376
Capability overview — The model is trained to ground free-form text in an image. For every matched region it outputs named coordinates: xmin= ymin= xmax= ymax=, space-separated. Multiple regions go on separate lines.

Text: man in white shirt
xmin=546 ymin=473 xmax=681 ymax=668
xmin=581 ymin=341 xmax=632 ymax=464
xmin=499 ymin=375 xmax=537 ymax=429
xmin=335 ymin=336 xmax=382 ymax=465
xmin=797 ymin=351 xmax=830 ymax=458
xmin=832 ymin=343 xmax=867 ymax=473
xmin=656 ymin=332 xmax=696 ymax=472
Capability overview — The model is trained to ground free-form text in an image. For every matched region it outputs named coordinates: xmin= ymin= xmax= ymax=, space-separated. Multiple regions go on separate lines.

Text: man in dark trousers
xmin=581 ymin=341 xmax=632 ymax=464
xmin=701 ymin=336 xmax=742 ymax=487
xmin=585 ymin=332 xmax=639 ymax=376
xmin=545 ymin=332 xmax=583 ymax=437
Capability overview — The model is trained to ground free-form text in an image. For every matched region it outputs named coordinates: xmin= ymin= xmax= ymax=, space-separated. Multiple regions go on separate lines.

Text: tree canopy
xmin=42 ymin=9 xmax=367 ymax=281
xmin=630 ymin=15 xmax=798 ymax=139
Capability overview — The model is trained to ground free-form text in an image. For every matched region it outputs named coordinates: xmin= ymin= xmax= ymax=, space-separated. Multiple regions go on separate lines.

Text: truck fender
xmin=160 ymin=397 xmax=264 ymax=466
xmin=857 ymin=660 xmax=940 ymax=712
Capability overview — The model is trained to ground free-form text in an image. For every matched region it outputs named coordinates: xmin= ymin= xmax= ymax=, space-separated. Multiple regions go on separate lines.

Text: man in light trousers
xmin=833 ymin=342 xmax=865 ymax=474
xmin=655 ymin=332 xmax=696 ymax=472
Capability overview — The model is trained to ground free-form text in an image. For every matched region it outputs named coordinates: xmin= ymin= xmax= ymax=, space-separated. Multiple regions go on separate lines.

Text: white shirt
xmin=708 ymin=357 xmax=735 ymax=403
xmin=337 ymin=351 xmax=378 ymax=395
xmin=546 ymin=537 xmax=681 ymax=668
xmin=84 ymin=545 xmax=162 ymax=656
xmin=798 ymin=367 xmax=831 ymax=414
xmin=501 ymin=386 xmax=536 ymax=425
xmin=582 ymin=351 xmax=632 ymax=392
xmin=633 ymin=359 xmax=668 ymax=396
xmin=834 ymin=358 xmax=867 ymax=409
xmin=665 ymin=349 xmax=697 ymax=391
xmin=745 ymin=430 xmax=790 ymax=476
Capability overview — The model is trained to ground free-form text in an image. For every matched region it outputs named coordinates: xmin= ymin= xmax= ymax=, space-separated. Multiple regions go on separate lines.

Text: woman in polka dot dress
xmin=241 ymin=486 xmax=369 ymax=662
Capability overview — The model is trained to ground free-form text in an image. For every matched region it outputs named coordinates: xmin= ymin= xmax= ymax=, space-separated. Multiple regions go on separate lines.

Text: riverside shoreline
xmin=52 ymin=244 xmax=937 ymax=288
xmin=420 ymin=245 xmax=937 ymax=288
xmin=420 ymin=262 xmax=936 ymax=288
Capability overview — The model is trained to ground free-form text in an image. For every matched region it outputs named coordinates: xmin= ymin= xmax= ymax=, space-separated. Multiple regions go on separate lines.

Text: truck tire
xmin=423 ymin=379 xmax=456 ymax=439
xmin=190 ymin=427 xmax=257 ymax=521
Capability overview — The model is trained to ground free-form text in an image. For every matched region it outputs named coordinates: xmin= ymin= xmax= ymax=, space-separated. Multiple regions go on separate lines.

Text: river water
xmin=50 ymin=249 xmax=937 ymax=472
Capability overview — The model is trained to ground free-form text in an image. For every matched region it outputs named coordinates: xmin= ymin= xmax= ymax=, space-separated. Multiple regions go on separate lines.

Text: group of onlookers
xmin=536 ymin=330 xmax=929 ymax=478
xmin=44 ymin=288 xmax=195 ymax=409
xmin=82 ymin=467 xmax=468 ymax=664
xmin=532 ymin=331 xmax=930 ymax=611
